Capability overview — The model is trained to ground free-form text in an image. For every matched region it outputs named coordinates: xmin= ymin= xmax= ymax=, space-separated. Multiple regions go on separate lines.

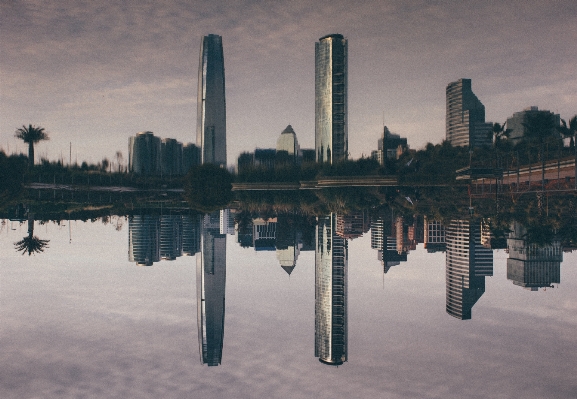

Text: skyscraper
xmin=315 ymin=34 xmax=348 ymax=163
xmin=197 ymin=34 xmax=226 ymax=167
xmin=446 ymin=79 xmax=492 ymax=148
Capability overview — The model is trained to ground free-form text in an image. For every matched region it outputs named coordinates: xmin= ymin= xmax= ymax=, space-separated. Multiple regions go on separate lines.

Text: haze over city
xmin=1 ymin=0 xmax=576 ymax=166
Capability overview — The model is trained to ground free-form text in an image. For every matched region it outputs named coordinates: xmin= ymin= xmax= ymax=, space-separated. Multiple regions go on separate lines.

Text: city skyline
xmin=2 ymin=1 xmax=575 ymax=166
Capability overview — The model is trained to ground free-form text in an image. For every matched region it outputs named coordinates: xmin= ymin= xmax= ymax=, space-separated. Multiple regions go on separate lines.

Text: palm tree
xmin=14 ymin=124 xmax=49 ymax=168
xmin=14 ymin=214 xmax=49 ymax=256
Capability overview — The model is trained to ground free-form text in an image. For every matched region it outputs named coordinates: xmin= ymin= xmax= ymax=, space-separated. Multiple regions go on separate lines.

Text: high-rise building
xmin=446 ymin=219 xmax=493 ymax=320
xmin=161 ymin=138 xmax=183 ymax=177
xmin=316 ymin=34 xmax=348 ymax=163
xmin=446 ymin=79 xmax=492 ymax=148
xmin=197 ymin=34 xmax=227 ymax=167
xmin=128 ymin=131 xmax=162 ymax=175
xmin=315 ymin=213 xmax=347 ymax=366
xmin=197 ymin=211 xmax=227 ymax=366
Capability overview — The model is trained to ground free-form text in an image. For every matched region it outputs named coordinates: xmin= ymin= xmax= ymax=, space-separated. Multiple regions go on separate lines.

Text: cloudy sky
xmin=1 ymin=0 xmax=576 ymax=166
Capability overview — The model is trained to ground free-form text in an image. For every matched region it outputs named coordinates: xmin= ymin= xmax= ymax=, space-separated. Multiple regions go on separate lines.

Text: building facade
xmin=276 ymin=125 xmax=301 ymax=164
xmin=197 ymin=34 xmax=227 ymax=167
xmin=315 ymin=34 xmax=348 ymax=163
xmin=446 ymin=79 xmax=492 ymax=148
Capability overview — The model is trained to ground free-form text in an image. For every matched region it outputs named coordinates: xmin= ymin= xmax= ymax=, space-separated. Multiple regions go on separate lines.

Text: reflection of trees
xmin=14 ymin=215 xmax=49 ymax=256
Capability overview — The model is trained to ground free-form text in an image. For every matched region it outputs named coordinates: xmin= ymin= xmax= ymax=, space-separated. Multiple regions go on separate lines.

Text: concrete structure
xmin=315 ymin=213 xmax=347 ymax=366
xmin=446 ymin=79 xmax=492 ymax=148
xmin=128 ymin=131 xmax=161 ymax=175
xmin=197 ymin=34 xmax=227 ymax=167
xmin=446 ymin=219 xmax=493 ymax=320
xmin=316 ymin=34 xmax=348 ymax=163
xmin=506 ymin=106 xmax=561 ymax=144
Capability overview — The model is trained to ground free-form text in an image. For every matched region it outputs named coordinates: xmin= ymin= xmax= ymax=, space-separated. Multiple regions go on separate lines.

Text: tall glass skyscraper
xmin=197 ymin=34 xmax=227 ymax=167
xmin=315 ymin=34 xmax=348 ymax=163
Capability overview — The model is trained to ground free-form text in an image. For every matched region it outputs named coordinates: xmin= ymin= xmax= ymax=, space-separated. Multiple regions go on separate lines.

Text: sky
xmin=1 ymin=0 xmax=576 ymax=167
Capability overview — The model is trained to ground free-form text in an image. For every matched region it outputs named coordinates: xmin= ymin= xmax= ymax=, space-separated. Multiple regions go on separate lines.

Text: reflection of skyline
xmin=315 ymin=213 xmax=347 ymax=366
xmin=446 ymin=220 xmax=493 ymax=320
xmin=128 ymin=214 xmax=200 ymax=266
xmin=507 ymin=221 xmax=562 ymax=291
xmin=197 ymin=211 xmax=227 ymax=366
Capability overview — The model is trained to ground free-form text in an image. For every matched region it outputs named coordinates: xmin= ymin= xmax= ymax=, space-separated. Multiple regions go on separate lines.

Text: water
xmin=1 ymin=210 xmax=576 ymax=399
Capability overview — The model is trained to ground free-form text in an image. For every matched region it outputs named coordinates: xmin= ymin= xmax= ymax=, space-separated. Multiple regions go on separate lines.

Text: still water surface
xmin=1 ymin=212 xmax=576 ymax=399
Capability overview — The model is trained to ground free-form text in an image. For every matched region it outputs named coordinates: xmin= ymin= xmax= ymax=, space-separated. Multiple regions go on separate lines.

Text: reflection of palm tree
xmin=14 ymin=124 xmax=49 ymax=168
xmin=14 ymin=215 xmax=49 ymax=255
xmin=558 ymin=115 xmax=577 ymax=190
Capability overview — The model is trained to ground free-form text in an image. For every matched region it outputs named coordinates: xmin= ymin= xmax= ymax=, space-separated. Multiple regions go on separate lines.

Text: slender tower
xmin=315 ymin=34 xmax=348 ymax=163
xmin=197 ymin=34 xmax=227 ymax=167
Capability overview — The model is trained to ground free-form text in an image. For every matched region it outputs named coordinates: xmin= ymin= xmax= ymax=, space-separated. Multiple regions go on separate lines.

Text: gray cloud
xmin=1 ymin=0 xmax=576 ymax=163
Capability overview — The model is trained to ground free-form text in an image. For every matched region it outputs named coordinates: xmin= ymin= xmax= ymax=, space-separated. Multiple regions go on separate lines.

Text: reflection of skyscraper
xmin=336 ymin=211 xmax=369 ymax=240
xmin=507 ymin=222 xmax=562 ymax=291
xmin=197 ymin=211 xmax=226 ymax=366
xmin=424 ymin=216 xmax=446 ymax=253
xmin=128 ymin=215 xmax=160 ymax=266
xmin=371 ymin=211 xmax=407 ymax=273
xmin=315 ymin=214 xmax=347 ymax=366
xmin=182 ymin=214 xmax=201 ymax=256
xmin=253 ymin=218 xmax=277 ymax=251
xmin=197 ymin=34 xmax=226 ymax=167
xmin=316 ymin=34 xmax=348 ymax=163
xmin=446 ymin=220 xmax=493 ymax=320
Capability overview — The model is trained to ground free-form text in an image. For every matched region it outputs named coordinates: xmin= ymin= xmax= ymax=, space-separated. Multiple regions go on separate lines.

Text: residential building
xmin=446 ymin=79 xmax=492 ymax=148
xmin=128 ymin=131 xmax=161 ymax=175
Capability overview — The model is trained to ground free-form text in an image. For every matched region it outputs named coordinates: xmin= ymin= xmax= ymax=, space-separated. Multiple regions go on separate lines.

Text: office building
xmin=197 ymin=34 xmax=227 ymax=167
xmin=316 ymin=34 xmax=348 ymax=163
xmin=128 ymin=131 xmax=162 ymax=175
xmin=276 ymin=125 xmax=301 ymax=164
xmin=424 ymin=216 xmax=446 ymax=252
xmin=372 ymin=126 xmax=409 ymax=165
xmin=446 ymin=219 xmax=493 ymax=320
xmin=446 ymin=79 xmax=492 ymax=148
xmin=506 ymin=106 xmax=561 ymax=144
xmin=315 ymin=213 xmax=347 ymax=366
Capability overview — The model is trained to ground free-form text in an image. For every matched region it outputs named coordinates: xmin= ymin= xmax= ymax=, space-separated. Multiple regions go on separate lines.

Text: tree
xmin=558 ymin=115 xmax=577 ymax=189
xmin=522 ymin=113 xmax=559 ymax=190
xmin=14 ymin=124 xmax=49 ymax=168
xmin=184 ymin=164 xmax=233 ymax=212
xmin=14 ymin=214 xmax=49 ymax=256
